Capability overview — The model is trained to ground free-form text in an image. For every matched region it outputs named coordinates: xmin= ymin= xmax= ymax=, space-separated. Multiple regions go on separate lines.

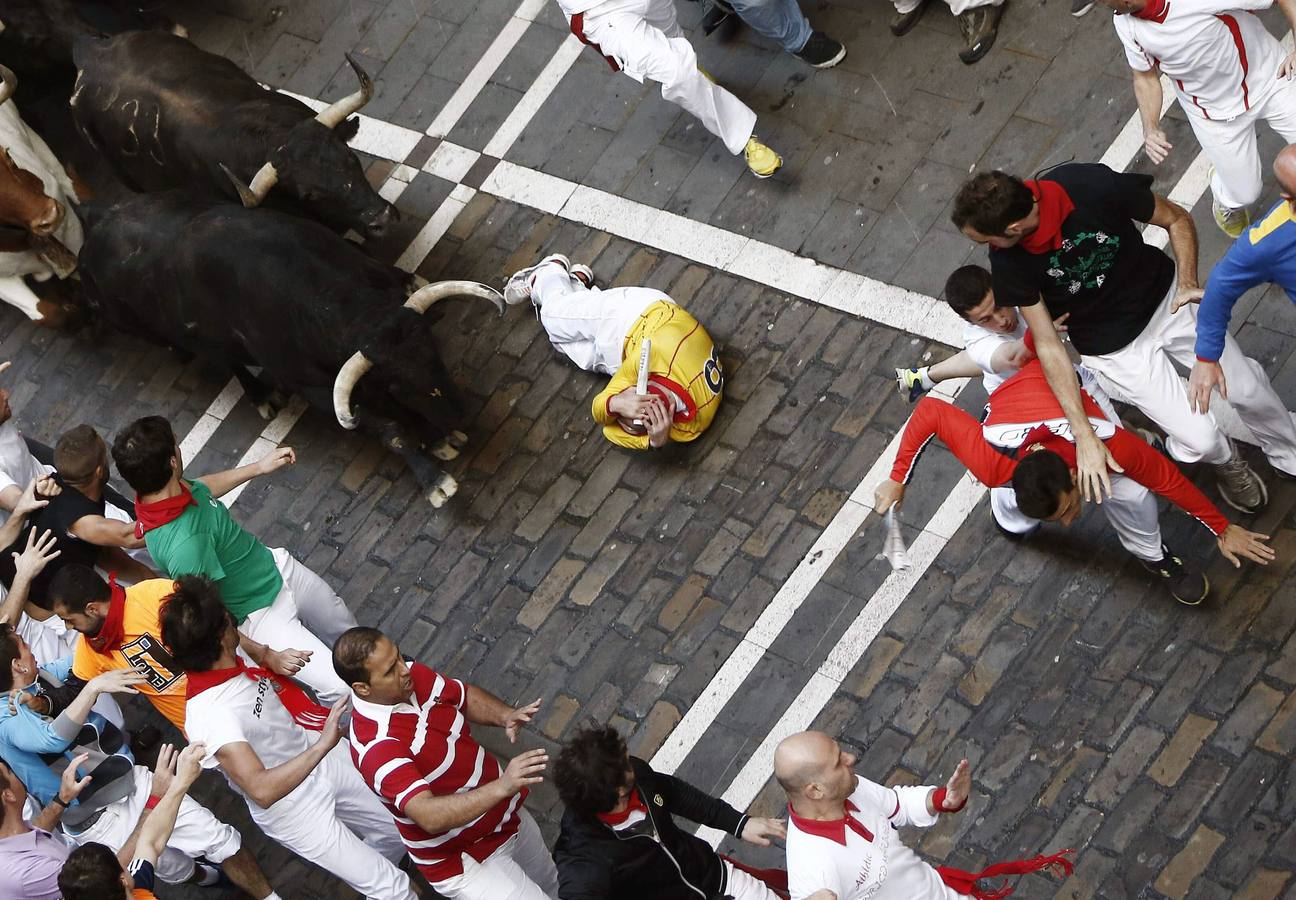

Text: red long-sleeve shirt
xmin=889 ymin=361 xmax=1229 ymax=536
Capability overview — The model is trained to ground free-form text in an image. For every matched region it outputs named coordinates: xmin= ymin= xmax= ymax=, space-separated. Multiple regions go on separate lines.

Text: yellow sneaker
xmin=745 ymin=136 xmax=782 ymax=178
xmin=1212 ymin=197 xmax=1251 ymax=238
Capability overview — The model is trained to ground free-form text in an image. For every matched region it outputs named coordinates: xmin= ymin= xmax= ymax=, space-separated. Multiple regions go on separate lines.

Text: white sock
xmin=265 ymin=892 xmax=284 ymax=900
xmin=917 ymin=366 xmax=936 ymax=390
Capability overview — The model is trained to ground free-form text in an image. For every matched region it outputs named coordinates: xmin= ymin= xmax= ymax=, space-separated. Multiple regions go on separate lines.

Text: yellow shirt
xmin=71 ymin=579 xmax=188 ymax=733
xmin=591 ymin=301 xmax=723 ymax=450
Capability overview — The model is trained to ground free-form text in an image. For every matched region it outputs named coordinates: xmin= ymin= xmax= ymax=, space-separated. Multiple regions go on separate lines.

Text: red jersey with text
xmin=889 ymin=360 xmax=1230 ymax=535
xmin=348 ymin=663 xmax=523 ymax=881
xmin=1113 ymin=0 xmax=1284 ymax=122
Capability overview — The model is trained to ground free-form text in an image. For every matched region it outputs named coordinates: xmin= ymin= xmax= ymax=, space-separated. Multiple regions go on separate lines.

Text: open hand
xmin=151 ymin=743 xmax=178 ymax=799
xmin=88 ymin=668 xmax=146 ymax=696
xmin=1188 ymin=360 xmax=1226 ymax=415
xmin=1171 ymin=286 xmax=1204 ymax=314
xmin=502 ymin=698 xmax=542 ymax=743
xmin=320 ymin=696 xmax=350 ymax=748
xmin=58 ymin=752 xmax=92 ymax=805
xmin=1144 ymin=127 xmax=1172 ymax=164
xmin=942 ymin=759 xmax=972 ymax=810
xmin=1076 ymin=433 xmax=1121 ymax=503
xmin=500 ymin=748 xmax=548 ymax=794
xmin=643 ymin=397 xmax=672 ymax=448
xmin=740 ymin=816 xmax=787 ymax=846
xmin=263 ymin=647 xmax=312 ymax=678
xmin=608 ymin=389 xmax=659 ymax=421
xmin=1280 ymin=50 xmax=1296 ymax=79
xmin=12 ymin=528 xmax=60 ymax=583
xmin=14 ymin=477 xmax=56 ymax=518
xmin=1217 ymin=524 xmax=1274 ymax=567
xmin=173 ymin=743 xmax=206 ymax=792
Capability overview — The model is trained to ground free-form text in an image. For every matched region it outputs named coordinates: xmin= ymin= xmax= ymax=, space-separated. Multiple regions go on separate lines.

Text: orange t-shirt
xmin=71 ymin=579 xmax=187 ymax=732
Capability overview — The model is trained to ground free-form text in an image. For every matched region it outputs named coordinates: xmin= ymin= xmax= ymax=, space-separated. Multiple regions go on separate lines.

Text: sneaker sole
xmin=807 ymin=45 xmax=847 ymax=68
xmin=1172 ymin=573 xmax=1209 ymax=606
xmin=1217 ymin=474 xmax=1269 ymax=514
xmin=503 ymin=256 xmax=570 ymax=305
xmin=749 ymin=156 xmax=783 ymax=178
xmin=1071 ymin=2 xmax=1094 ymax=15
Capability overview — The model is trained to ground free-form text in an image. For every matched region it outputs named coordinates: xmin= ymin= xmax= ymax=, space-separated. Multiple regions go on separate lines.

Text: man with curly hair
xmin=552 ymin=723 xmax=787 ymax=899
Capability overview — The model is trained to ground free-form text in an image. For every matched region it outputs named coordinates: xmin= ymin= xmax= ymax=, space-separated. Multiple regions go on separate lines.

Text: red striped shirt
xmin=348 ymin=663 xmax=523 ymax=881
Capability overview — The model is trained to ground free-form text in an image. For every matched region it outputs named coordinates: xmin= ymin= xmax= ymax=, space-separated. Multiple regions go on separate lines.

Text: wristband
xmin=932 ymin=787 xmax=965 ymax=813
xmin=51 ymin=795 xmax=69 ymax=809
xmin=145 ymin=795 xmax=161 ymax=810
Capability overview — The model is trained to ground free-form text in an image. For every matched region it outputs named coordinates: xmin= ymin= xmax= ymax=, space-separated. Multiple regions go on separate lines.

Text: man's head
xmin=1012 ymin=449 xmax=1083 ymax=525
xmin=0 ymin=759 xmax=29 ymax=829
xmin=332 ymin=627 xmax=411 ymax=705
xmin=49 ymin=565 xmax=112 ymax=637
xmin=774 ymin=731 xmax=858 ymax=807
xmin=944 ymin=265 xmax=1017 ymax=333
xmin=111 ymin=416 xmax=180 ymax=495
xmin=58 ymin=842 xmax=131 ymax=900
xmin=952 ymin=171 xmax=1040 ymax=249
xmin=554 ymin=724 xmax=634 ymax=818
xmin=159 ymin=575 xmax=238 ymax=673
xmin=54 ymin=425 xmax=109 ymax=493
xmin=1274 ymin=144 xmax=1296 ymax=209
xmin=0 ymin=622 xmax=37 ymax=693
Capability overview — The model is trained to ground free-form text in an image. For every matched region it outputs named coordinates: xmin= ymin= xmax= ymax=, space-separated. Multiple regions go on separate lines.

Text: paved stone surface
xmin=6 ymin=0 xmax=1296 ymax=897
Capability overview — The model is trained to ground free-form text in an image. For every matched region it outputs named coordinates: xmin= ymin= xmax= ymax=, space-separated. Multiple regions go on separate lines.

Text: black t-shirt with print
xmin=989 ymin=163 xmax=1175 ymax=356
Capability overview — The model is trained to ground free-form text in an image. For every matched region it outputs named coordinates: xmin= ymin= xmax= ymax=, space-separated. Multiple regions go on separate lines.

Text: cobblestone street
xmin=6 ymin=0 xmax=1296 ymax=896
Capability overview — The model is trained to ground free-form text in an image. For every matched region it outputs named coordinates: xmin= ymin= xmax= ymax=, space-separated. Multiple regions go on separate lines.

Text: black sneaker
xmin=1071 ymin=0 xmax=1095 ymax=15
xmin=795 ymin=31 xmax=847 ymax=68
xmin=1140 ymin=545 xmax=1209 ymax=606
xmin=890 ymin=0 xmax=933 ymax=35
xmin=957 ymin=3 xmax=1004 ymax=64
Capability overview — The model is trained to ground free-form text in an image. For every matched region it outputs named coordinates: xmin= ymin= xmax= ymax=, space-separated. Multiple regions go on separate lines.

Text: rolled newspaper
xmin=633 ymin=338 xmax=651 ymax=428
xmin=883 ymin=508 xmax=912 ymax=571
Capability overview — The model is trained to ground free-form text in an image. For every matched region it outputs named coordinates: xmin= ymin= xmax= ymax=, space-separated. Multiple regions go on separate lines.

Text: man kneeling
xmin=505 ymin=255 xmax=723 ymax=450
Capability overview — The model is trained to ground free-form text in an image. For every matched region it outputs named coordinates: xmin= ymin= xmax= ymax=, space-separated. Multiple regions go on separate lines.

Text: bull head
xmin=331 ymin=281 xmax=504 ymax=430
xmin=221 ymin=53 xmax=373 ymax=209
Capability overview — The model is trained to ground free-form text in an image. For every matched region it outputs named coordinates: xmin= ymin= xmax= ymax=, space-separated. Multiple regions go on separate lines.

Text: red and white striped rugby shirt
xmin=348 ymin=662 xmax=524 ymax=881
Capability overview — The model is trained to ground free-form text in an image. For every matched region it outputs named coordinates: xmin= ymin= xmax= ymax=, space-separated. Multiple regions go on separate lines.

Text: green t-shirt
xmin=144 ymin=479 xmax=282 ymax=622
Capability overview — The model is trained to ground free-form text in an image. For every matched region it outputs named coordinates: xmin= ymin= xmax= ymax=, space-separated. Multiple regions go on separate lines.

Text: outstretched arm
xmin=197 ymin=447 xmax=296 ymax=499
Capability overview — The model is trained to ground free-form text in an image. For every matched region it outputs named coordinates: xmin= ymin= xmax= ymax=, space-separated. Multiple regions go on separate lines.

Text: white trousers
xmin=989 ymin=473 xmax=1164 ymax=562
xmin=65 ymin=766 xmax=242 ymax=884
xmin=533 ymin=263 xmax=665 ymax=375
xmin=723 ymin=861 xmax=784 ymax=900
xmin=1080 ymin=282 xmax=1296 ymax=475
xmin=571 ymin=0 xmax=757 ymax=155
xmin=238 ymin=549 xmax=356 ymax=705
xmin=252 ymin=742 xmax=416 ymax=900
xmin=429 ymin=810 xmax=559 ymax=900
xmin=1191 ymin=77 xmax=1296 ymax=210
xmin=893 ymin=0 xmax=1002 ymax=17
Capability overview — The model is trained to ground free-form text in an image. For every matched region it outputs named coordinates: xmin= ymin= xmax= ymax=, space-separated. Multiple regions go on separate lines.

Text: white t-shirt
xmin=556 ymin=0 xmax=608 ymax=15
xmin=786 ymin=776 xmax=961 ymax=900
xmin=185 ymin=672 xmax=313 ymax=813
xmin=1113 ymin=0 xmax=1285 ymax=122
xmin=962 ymin=319 xmax=1026 ymax=394
xmin=0 ymin=421 xmax=53 ymax=522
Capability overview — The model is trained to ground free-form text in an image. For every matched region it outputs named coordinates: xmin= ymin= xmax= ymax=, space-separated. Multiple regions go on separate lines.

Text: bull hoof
xmin=450 ymin=430 xmax=468 ymax=447
xmin=437 ymin=474 xmax=458 ymax=498
xmin=430 ymin=439 xmax=459 ymax=461
xmin=255 ymin=402 xmax=275 ymax=421
xmin=427 ymin=488 xmax=449 ymax=508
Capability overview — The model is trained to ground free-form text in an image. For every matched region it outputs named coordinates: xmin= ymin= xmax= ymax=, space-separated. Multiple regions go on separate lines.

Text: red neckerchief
xmin=1018 ymin=180 xmax=1076 ymax=254
xmin=1014 ymin=425 xmax=1079 ymax=466
xmin=596 ymin=789 xmax=647 ymax=827
xmin=787 ymin=800 xmax=874 ymax=845
xmin=1134 ymin=0 xmax=1170 ymax=21
xmin=938 ymin=850 xmax=1074 ymax=899
xmin=185 ymin=658 xmax=331 ymax=731
xmin=87 ymin=573 xmax=128 ymax=654
xmin=133 ymin=481 xmax=197 ymax=539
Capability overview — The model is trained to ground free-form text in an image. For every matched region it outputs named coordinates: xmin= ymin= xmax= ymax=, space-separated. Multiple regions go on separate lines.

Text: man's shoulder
xmin=1243 ymin=200 xmax=1296 ymax=250
xmin=126 ymin=578 xmax=178 ymax=604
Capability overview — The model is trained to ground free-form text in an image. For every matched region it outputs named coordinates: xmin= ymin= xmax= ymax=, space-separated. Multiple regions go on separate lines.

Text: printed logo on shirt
xmin=703 ymin=347 xmax=724 ymax=395
xmin=1042 ymin=231 xmax=1119 ymax=294
xmin=252 ymin=677 xmax=271 ymax=718
xmin=120 ymin=634 xmax=183 ymax=692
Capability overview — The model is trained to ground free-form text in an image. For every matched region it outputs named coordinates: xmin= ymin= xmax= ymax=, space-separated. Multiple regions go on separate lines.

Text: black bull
xmin=69 ymin=30 xmax=398 ymax=239
xmin=79 ymin=192 xmax=505 ymax=506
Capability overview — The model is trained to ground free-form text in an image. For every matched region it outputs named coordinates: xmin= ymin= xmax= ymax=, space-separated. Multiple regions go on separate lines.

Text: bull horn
xmin=313 ymin=54 xmax=373 ymax=130
xmin=0 ymin=65 xmax=16 ymax=108
xmin=404 ymin=280 xmax=505 ymax=316
xmin=220 ymin=162 xmax=278 ymax=208
xmin=332 ymin=350 xmax=374 ymax=430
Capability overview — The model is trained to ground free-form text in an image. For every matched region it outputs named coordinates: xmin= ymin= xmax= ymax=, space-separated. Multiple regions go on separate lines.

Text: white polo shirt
xmin=963 ymin=319 xmax=1026 ymax=394
xmin=1113 ymin=0 xmax=1285 ymax=122
xmin=786 ymin=776 xmax=962 ymax=900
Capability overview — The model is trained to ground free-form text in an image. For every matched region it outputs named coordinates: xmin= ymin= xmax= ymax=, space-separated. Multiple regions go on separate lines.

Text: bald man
xmin=1187 ymin=144 xmax=1296 ymax=427
xmin=774 ymin=731 xmax=1071 ymax=899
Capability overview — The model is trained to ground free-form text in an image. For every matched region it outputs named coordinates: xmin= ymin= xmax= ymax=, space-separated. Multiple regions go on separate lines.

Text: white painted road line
xmin=482 ymin=35 xmax=586 ymax=159
xmin=697 ymin=473 xmax=990 ymax=847
xmin=178 ymin=378 xmax=244 ymax=465
xmin=396 ymin=184 xmax=478 ymax=273
xmin=651 ymin=379 xmax=972 ymax=774
xmin=225 ymin=396 xmax=310 ymax=508
xmin=425 ymin=0 xmax=550 ymax=140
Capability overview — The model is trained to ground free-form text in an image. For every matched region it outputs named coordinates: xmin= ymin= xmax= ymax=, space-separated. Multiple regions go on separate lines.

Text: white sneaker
xmin=570 ymin=263 xmax=595 ymax=288
xmin=503 ymin=254 xmax=571 ymax=305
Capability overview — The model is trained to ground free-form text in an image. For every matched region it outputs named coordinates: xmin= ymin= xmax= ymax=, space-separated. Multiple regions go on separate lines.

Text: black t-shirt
xmin=989 ymin=163 xmax=1175 ymax=356
xmin=0 ymin=477 xmax=104 ymax=608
